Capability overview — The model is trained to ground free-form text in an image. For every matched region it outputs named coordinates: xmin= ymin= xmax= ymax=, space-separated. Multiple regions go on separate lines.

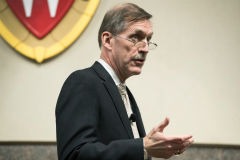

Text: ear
xmin=101 ymin=31 xmax=113 ymax=50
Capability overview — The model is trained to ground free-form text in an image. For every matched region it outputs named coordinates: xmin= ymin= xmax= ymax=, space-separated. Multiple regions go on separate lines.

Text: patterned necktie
xmin=118 ymin=83 xmax=139 ymax=138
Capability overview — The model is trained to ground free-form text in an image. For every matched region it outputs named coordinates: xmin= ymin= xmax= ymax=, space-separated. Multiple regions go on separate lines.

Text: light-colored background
xmin=0 ymin=0 xmax=240 ymax=145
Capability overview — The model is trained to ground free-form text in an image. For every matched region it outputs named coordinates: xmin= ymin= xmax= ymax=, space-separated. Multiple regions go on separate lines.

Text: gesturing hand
xmin=143 ymin=117 xmax=194 ymax=159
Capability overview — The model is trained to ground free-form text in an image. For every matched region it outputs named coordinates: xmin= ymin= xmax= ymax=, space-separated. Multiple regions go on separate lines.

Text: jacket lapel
xmin=127 ymin=88 xmax=146 ymax=137
xmin=104 ymin=82 xmax=134 ymax=138
xmin=92 ymin=62 xmax=134 ymax=138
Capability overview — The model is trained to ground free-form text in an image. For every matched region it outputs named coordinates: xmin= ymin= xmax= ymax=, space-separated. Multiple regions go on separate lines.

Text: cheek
xmin=123 ymin=52 xmax=135 ymax=66
xmin=113 ymin=43 xmax=136 ymax=65
xmin=118 ymin=48 xmax=134 ymax=63
xmin=126 ymin=50 xmax=138 ymax=63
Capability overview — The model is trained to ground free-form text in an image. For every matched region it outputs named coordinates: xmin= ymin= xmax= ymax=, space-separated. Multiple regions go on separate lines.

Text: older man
xmin=56 ymin=3 xmax=193 ymax=160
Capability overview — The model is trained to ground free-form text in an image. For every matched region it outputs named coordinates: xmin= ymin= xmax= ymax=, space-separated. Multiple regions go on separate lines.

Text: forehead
xmin=123 ymin=20 xmax=153 ymax=36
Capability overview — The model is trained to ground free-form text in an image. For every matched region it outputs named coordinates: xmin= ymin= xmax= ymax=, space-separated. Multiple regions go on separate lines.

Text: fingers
xmin=166 ymin=135 xmax=193 ymax=143
xmin=147 ymin=136 xmax=192 ymax=149
xmin=146 ymin=134 xmax=194 ymax=153
xmin=145 ymin=118 xmax=194 ymax=159
xmin=166 ymin=135 xmax=194 ymax=149
xmin=174 ymin=148 xmax=185 ymax=155
xmin=146 ymin=141 xmax=190 ymax=159
xmin=182 ymin=135 xmax=193 ymax=141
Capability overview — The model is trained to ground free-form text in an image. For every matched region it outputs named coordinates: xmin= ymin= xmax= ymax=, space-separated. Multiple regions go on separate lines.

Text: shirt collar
xmin=97 ymin=59 xmax=121 ymax=85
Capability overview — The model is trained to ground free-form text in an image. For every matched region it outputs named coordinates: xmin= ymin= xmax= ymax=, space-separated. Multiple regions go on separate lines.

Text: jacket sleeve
xmin=55 ymin=71 xmax=145 ymax=160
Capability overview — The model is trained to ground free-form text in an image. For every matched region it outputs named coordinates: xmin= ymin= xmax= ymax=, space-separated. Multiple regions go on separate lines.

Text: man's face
xmin=111 ymin=20 xmax=153 ymax=81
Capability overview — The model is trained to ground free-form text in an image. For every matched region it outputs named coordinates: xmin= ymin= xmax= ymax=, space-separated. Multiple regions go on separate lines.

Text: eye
xmin=129 ymin=35 xmax=139 ymax=43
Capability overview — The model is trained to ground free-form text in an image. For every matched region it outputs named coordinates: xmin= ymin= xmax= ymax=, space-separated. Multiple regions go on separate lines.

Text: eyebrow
xmin=132 ymin=29 xmax=153 ymax=38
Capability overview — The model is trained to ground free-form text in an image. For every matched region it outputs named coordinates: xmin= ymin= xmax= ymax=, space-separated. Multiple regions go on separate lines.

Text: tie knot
xmin=118 ymin=83 xmax=127 ymax=95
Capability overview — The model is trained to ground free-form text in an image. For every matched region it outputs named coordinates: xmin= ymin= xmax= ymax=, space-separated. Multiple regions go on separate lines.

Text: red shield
xmin=7 ymin=0 xmax=74 ymax=39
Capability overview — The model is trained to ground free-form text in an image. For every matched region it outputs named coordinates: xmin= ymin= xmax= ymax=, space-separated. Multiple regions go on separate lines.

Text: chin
xmin=128 ymin=65 xmax=143 ymax=76
xmin=131 ymin=69 xmax=142 ymax=75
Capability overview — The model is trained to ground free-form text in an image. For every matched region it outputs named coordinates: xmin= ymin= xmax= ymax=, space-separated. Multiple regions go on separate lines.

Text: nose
xmin=137 ymin=40 xmax=149 ymax=53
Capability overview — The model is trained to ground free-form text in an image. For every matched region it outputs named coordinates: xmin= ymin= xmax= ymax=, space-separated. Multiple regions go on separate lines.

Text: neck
xmin=100 ymin=55 xmax=127 ymax=83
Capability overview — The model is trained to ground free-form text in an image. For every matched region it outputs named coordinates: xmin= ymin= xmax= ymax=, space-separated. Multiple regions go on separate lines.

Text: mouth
xmin=133 ymin=58 xmax=145 ymax=65
xmin=132 ymin=52 xmax=146 ymax=65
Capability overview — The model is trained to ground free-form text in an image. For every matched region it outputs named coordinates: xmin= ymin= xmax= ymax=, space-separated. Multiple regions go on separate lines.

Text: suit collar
xmin=91 ymin=61 xmax=113 ymax=82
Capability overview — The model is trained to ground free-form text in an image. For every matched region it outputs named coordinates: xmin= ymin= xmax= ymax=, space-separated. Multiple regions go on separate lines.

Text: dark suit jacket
xmin=56 ymin=61 xmax=147 ymax=160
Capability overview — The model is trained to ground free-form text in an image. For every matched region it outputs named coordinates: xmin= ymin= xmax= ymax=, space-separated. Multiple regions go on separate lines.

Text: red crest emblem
xmin=0 ymin=0 xmax=100 ymax=63
xmin=7 ymin=0 xmax=74 ymax=39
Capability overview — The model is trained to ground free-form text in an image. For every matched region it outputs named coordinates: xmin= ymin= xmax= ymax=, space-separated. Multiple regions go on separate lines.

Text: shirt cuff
xmin=144 ymin=148 xmax=148 ymax=160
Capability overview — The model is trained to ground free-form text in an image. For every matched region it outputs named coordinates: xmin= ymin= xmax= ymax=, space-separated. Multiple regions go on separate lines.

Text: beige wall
xmin=0 ymin=0 xmax=240 ymax=145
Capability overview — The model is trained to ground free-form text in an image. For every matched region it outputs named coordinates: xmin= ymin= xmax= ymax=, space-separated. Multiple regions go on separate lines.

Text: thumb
xmin=157 ymin=117 xmax=170 ymax=132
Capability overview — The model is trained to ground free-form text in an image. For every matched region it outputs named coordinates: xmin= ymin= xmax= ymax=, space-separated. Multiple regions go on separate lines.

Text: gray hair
xmin=98 ymin=3 xmax=152 ymax=48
